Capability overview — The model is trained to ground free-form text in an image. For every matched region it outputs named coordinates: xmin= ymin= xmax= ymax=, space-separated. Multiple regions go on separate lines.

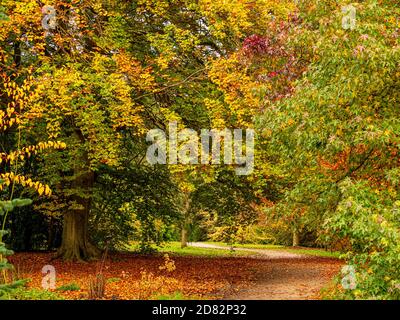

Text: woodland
xmin=0 ymin=0 xmax=399 ymax=300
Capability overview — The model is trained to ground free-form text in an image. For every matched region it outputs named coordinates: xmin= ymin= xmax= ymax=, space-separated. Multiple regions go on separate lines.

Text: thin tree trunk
xmin=181 ymin=227 xmax=188 ymax=249
xmin=180 ymin=193 xmax=191 ymax=249
xmin=292 ymin=229 xmax=300 ymax=247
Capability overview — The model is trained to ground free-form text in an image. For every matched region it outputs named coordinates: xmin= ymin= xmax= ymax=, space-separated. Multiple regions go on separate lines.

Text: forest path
xmin=189 ymin=242 xmax=342 ymax=300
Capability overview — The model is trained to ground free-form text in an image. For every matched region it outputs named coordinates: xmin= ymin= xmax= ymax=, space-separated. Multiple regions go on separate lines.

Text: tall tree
xmin=258 ymin=0 xmax=400 ymax=297
xmin=1 ymin=0 xmax=299 ymax=260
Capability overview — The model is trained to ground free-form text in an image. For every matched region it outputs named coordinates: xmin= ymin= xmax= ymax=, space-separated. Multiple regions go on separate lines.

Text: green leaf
xmin=0 ymin=6 xmax=9 ymax=22
xmin=0 ymin=201 xmax=14 ymax=213
xmin=11 ymin=198 xmax=33 ymax=208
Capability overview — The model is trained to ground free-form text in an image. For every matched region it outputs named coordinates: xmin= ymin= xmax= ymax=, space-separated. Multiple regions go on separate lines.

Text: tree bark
xmin=57 ymin=131 xmax=101 ymax=261
xmin=292 ymin=229 xmax=300 ymax=247
xmin=47 ymin=218 xmax=55 ymax=251
xmin=181 ymin=227 xmax=188 ymax=249
xmin=57 ymin=208 xmax=100 ymax=261
xmin=180 ymin=193 xmax=191 ymax=249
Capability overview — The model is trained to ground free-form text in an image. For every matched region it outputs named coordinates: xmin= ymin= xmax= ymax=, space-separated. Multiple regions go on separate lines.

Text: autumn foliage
xmin=0 ymin=0 xmax=399 ymax=301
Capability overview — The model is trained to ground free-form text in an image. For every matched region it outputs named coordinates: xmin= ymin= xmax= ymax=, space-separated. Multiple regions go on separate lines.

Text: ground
xmin=8 ymin=243 xmax=343 ymax=300
xmin=189 ymin=242 xmax=343 ymax=300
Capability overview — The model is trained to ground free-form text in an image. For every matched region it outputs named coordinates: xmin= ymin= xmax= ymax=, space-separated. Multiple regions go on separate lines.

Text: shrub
xmin=6 ymin=287 xmax=63 ymax=300
xmin=57 ymin=283 xmax=81 ymax=292
xmin=88 ymin=274 xmax=105 ymax=300
xmin=107 ymin=277 xmax=121 ymax=284
xmin=324 ymin=180 xmax=400 ymax=299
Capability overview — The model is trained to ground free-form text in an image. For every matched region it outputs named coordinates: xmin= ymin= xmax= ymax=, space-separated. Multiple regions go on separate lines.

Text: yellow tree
xmin=0 ymin=69 xmax=65 ymax=295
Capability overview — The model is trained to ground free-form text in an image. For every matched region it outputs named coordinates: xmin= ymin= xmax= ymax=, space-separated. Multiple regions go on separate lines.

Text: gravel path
xmin=189 ymin=242 xmax=343 ymax=300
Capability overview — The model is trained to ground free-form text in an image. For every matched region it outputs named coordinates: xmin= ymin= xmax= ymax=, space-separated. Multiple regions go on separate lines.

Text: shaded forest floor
xmin=9 ymin=245 xmax=343 ymax=300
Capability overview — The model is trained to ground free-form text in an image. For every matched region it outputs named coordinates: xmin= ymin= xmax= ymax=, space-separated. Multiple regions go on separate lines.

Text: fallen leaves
xmin=9 ymin=252 xmax=342 ymax=300
xmin=9 ymin=252 xmax=258 ymax=300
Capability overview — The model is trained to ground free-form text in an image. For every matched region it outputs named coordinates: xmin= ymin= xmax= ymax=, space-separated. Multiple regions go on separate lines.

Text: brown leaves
xmin=9 ymin=251 xmax=344 ymax=300
xmin=9 ymin=252 xmax=261 ymax=300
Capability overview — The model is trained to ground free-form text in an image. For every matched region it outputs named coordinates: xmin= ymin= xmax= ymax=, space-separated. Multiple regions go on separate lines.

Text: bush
xmin=5 ymin=287 xmax=63 ymax=300
xmin=107 ymin=277 xmax=121 ymax=284
xmin=324 ymin=180 xmax=400 ymax=299
xmin=156 ymin=291 xmax=187 ymax=300
xmin=57 ymin=283 xmax=81 ymax=292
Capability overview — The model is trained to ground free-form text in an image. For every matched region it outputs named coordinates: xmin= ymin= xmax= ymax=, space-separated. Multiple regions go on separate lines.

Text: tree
xmin=258 ymin=0 xmax=400 ymax=297
xmin=91 ymin=161 xmax=178 ymax=252
xmin=191 ymin=167 xmax=259 ymax=244
xmin=0 ymin=69 xmax=62 ymax=295
xmin=31 ymin=58 xmax=145 ymax=260
xmin=1 ymin=0 xmax=302 ymax=261
xmin=207 ymin=10 xmax=309 ymax=245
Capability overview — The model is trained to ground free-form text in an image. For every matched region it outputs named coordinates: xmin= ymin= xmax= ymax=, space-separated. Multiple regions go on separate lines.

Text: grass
xmin=107 ymin=277 xmax=121 ymax=284
xmin=5 ymin=287 xmax=64 ymax=300
xmin=205 ymin=242 xmax=285 ymax=250
xmin=154 ymin=291 xmax=189 ymax=300
xmin=205 ymin=242 xmax=342 ymax=259
xmin=129 ymin=241 xmax=341 ymax=259
xmin=284 ymin=248 xmax=342 ymax=259
xmin=153 ymin=290 xmax=205 ymax=300
xmin=57 ymin=282 xmax=81 ymax=292
xmin=129 ymin=242 xmax=251 ymax=257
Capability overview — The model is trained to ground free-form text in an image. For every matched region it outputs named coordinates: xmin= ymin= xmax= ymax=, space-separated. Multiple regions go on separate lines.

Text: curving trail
xmin=189 ymin=242 xmax=343 ymax=300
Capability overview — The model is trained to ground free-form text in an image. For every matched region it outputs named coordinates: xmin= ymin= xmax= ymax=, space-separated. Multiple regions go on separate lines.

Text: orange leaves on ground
xmin=9 ymin=252 xmax=259 ymax=300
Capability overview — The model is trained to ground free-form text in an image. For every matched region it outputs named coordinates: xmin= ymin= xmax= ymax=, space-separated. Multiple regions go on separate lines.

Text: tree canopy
xmin=0 ymin=0 xmax=399 ymax=300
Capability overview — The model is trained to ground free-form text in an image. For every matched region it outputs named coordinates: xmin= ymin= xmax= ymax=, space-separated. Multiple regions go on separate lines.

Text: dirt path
xmin=189 ymin=242 xmax=343 ymax=300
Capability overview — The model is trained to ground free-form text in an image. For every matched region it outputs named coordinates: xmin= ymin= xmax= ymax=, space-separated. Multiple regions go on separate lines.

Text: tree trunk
xmin=181 ymin=227 xmax=188 ymax=249
xmin=180 ymin=193 xmax=191 ymax=249
xmin=57 ymin=131 xmax=101 ymax=261
xmin=48 ymin=218 xmax=54 ymax=251
xmin=57 ymin=209 xmax=100 ymax=261
xmin=292 ymin=229 xmax=300 ymax=247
